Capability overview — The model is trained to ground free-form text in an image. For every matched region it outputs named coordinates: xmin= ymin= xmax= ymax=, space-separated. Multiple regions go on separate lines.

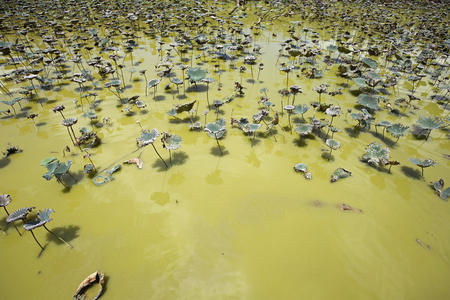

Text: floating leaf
xmin=294 ymin=163 xmax=311 ymax=179
xmin=331 ymin=168 xmax=351 ymax=183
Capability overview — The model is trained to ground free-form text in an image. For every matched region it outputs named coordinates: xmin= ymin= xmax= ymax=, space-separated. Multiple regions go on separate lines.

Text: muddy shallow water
xmin=0 ymin=1 xmax=449 ymax=299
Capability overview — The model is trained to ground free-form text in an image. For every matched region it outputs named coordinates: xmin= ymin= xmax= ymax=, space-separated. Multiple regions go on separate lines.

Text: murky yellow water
xmin=1 ymin=1 xmax=449 ymax=299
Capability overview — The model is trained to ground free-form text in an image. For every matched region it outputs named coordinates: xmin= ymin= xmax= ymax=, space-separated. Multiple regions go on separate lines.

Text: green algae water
xmin=1 ymin=1 xmax=449 ymax=299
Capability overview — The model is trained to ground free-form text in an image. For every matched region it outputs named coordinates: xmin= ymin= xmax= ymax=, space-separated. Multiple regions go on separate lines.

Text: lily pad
xmin=137 ymin=129 xmax=159 ymax=147
xmin=357 ymin=93 xmax=379 ymax=110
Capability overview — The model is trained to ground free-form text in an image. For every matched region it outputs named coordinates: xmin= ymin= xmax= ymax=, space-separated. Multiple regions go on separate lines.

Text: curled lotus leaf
xmin=83 ymin=164 xmax=95 ymax=174
xmin=242 ymin=123 xmax=261 ymax=133
xmin=147 ymin=79 xmax=160 ymax=88
xmin=42 ymin=160 xmax=60 ymax=181
xmin=362 ymin=142 xmax=390 ymax=166
xmin=331 ymin=168 xmax=352 ymax=183
xmin=62 ymin=117 xmax=78 ymax=127
xmin=93 ymin=175 xmax=114 ymax=186
xmin=109 ymin=79 xmax=121 ymax=87
xmin=7 ymin=207 xmax=35 ymax=223
xmin=295 ymin=124 xmax=313 ymax=136
xmin=295 ymin=104 xmax=309 ymax=114
xmin=357 ymin=93 xmax=379 ymax=110
xmin=377 ymin=120 xmax=392 ymax=128
xmin=82 ymin=111 xmax=98 ymax=120
xmin=204 ymin=118 xmax=226 ymax=139
xmin=294 ymin=163 xmax=308 ymax=173
xmin=408 ymin=158 xmax=438 ymax=168
xmin=164 ymin=134 xmax=182 ymax=150
xmin=284 ymin=105 xmax=295 ymax=111
xmin=135 ymin=100 xmax=147 ymax=108
xmin=105 ymin=164 xmax=121 ymax=175
xmin=41 ymin=157 xmax=57 ymax=166
xmin=202 ymin=77 xmax=215 ymax=84
xmin=123 ymin=158 xmax=143 ymax=169
xmin=326 ymin=139 xmax=341 ymax=150
xmin=23 ymin=208 xmax=54 ymax=231
xmin=137 ymin=129 xmax=159 ymax=147
xmin=170 ymin=77 xmax=183 ymax=85
xmin=0 ymin=194 xmax=12 ymax=207
xmin=213 ymin=100 xmax=224 ymax=108
xmin=431 ymin=179 xmax=450 ymax=200
xmin=187 ymin=67 xmax=206 ymax=82
xmin=166 ymin=108 xmax=177 ymax=117
xmin=325 ymin=106 xmax=341 ymax=117
xmin=175 ymin=100 xmax=196 ymax=114
xmin=54 ymin=160 xmax=73 ymax=179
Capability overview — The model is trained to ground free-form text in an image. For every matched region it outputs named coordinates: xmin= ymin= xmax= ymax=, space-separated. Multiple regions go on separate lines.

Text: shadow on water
xmin=0 ymin=158 xmax=11 ymax=169
xmin=45 ymin=225 xmax=80 ymax=244
xmin=401 ymin=166 xmax=423 ymax=180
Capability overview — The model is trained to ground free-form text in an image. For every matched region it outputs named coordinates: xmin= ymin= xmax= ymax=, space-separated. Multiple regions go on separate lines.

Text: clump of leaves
xmin=361 ymin=142 xmax=390 ymax=166
xmin=3 ymin=144 xmax=22 ymax=158
xmin=431 ymin=179 xmax=450 ymax=200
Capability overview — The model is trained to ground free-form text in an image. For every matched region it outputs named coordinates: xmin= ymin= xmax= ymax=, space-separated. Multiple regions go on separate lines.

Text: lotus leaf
xmin=353 ymin=78 xmax=368 ymax=88
xmin=23 ymin=208 xmax=54 ymax=231
xmin=105 ymin=164 xmax=121 ymax=175
xmin=431 ymin=179 xmax=450 ymax=200
xmin=326 ymin=139 xmax=341 ymax=150
xmin=54 ymin=160 xmax=73 ymax=180
xmin=408 ymin=158 xmax=438 ymax=168
xmin=362 ymin=58 xmax=378 ymax=69
xmin=0 ymin=194 xmax=12 ymax=207
xmin=147 ymin=79 xmax=160 ymax=88
xmin=164 ymin=134 xmax=182 ymax=150
xmin=62 ymin=117 xmax=78 ymax=127
xmin=357 ymin=93 xmax=379 ymax=110
xmin=82 ymin=111 xmax=98 ymax=120
xmin=42 ymin=160 xmax=60 ymax=181
xmin=362 ymin=142 xmax=390 ymax=166
xmin=295 ymin=124 xmax=313 ymax=136
xmin=331 ymin=168 xmax=352 ymax=183
xmin=41 ymin=157 xmax=58 ymax=166
xmin=93 ymin=175 xmax=114 ymax=186
xmin=325 ymin=106 xmax=341 ymax=117
xmin=202 ymin=77 xmax=215 ymax=84
xmin=83 ymin=164 xmax=95 ymax=174
xmin=242 ymin=123 xmax=261 ymax=134
xmin=110 ymin=79 xmax=121 ymax=87
xmin=137 ymin=129 xmax=160 ymax=147
xmin=187 ymin=67 xmax=206 ymax=82
xmin=295 ymin=104 xmax=309 ymax=114
xmin=416 ymin=116 xmax=444 ymax=130
xmin=6 ymin=207 xmax=34 ymax=223
xmin=175 ymin=100 xmax=196 ymax=114
xmin=171 ymin=77 xmax=183 ymax=85
xmin=294 ymin=163 xmax=311 ymax=179
xmin=204 ymin=118 xmax=226 ymax=139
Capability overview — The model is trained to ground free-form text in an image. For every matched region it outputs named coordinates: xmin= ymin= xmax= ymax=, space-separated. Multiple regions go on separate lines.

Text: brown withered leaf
xmin=73 ymin=270 xmax=105 ymax=300
xmin=123 ymin=157 xmax=143 ymax=169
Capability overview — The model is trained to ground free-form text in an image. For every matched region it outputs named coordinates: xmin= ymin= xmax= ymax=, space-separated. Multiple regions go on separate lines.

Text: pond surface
xmin=1 ymin=1 xmax=449 ymax=299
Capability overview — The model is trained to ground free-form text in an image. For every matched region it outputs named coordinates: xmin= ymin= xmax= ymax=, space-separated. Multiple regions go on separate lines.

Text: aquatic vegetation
xmin=325 ymin=139 xmax=340 ymax=161
xmin=331 ymin=168 xmax=351 ymax=183
xmin=137 ymin=129 xmax=168 ymax=169
xmin=431 ymin=179 xmax=450 ymax=200
xmin=6 ymin=206 xmax=35 ymax=236
xmin=294 ymin=163 xmax=311 ymax=179
xmin=23 ymin=208 xmax=72 ymax=253
xmin=41 ymin=158 xmax=77 ymax=189
xmin=0 ymin=0 xmax=449 ymax=298
xmin=361 ymin=142 xmax=390 ymax=167
xmin=409 ymin=158 xmax=438 ymax=179
xmin=204 ymin=118 xmax=226 ymax=156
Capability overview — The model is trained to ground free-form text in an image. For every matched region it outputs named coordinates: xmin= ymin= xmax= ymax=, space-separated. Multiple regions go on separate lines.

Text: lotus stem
xmin=151 ymin=143 xmax=168 ymax=169
xmin=30 ymin=229 xmax=45 ymax=251
xmin=328 ymin=149 xmax=333 ymax=161
xmin=66 ymin=171 xmax=78 ymax=182
xmin=66 ymin=127 xmax=76 ymax=146
xmin=57 ymin=178 xmax=69 ymax=189
xmin=214 ymin=135 xmax=223 ymax=156
xmin=169 ymin=149 xmax=172 ymax=165
xmin=3 ymin=206 xmax=10 ymax=215
xmin=10 ymin=221 xmax=22 ymax=236
xmin=44 ymin=225 xmax=72 ymax=248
